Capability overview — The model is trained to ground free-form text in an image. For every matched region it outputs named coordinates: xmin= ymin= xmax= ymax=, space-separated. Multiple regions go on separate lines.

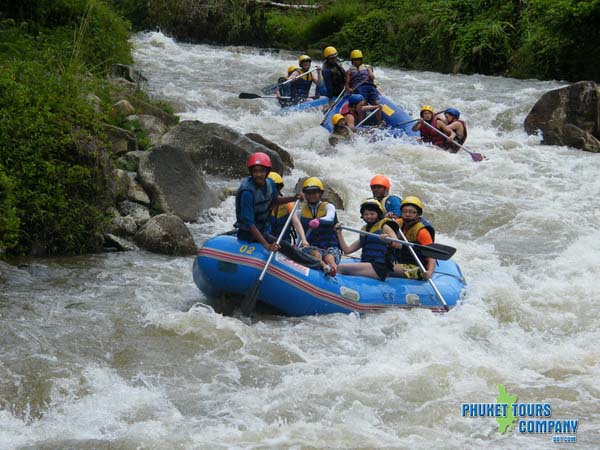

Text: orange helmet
xmin=369 ymin=174 xmax=391 ymax=191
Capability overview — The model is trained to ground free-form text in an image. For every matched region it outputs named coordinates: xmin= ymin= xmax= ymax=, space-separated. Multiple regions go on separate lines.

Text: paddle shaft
xmin=394 ymin=110 xmax=447 ymax=128
xmin=320 ymin=79 xmax=369 ymax=126
xmin=278 ymin=67 xmax=318 ymax=89
xmin=396 ymin=227 xmax=449 ymax=311
xmin=239 ymin=93 xmax=291 ymax=99
xmin=421 ymin=120 xmax=485 ymax=162
xmin=356 ymin=105 xmax=382 ymax=127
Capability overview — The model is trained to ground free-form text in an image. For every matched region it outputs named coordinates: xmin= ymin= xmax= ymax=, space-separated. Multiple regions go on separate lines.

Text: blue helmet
xmin=445 ymin=107 xmax=460 ymax=119
xmin=348 ymin=94 xmax=364 ymax=106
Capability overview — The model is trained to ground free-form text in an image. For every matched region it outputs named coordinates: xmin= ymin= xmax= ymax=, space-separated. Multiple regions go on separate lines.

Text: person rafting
xmin=234 ymin=152 xmax=301 ymax=252
xmin=288 ymin=55 xmax=322 ymax=104
xmin=321 ymin=46 xmax=346 ymax=106
xmin=412 ymin=105 xmax=454 ymax=148
xmin=335 ymin=199 xmax=399 ymax=280
xmin=369 ymin=174 xmax=402 ymax=218
xmin=298 ymin=177 xmax=340 ymax=275
xmin=393 ymin=196 xmax=436 ymax=280
xmin=328 ymin=114 xmax=354 ymax=146
xmin=345 ymin=49 xmax=381 ymax=124
xmin=268 ymin=172 xmax=308 ymax=246
xmin=340 ymin=93 xmax=382 ymax=129
xmin=275 ymin=65 xmax=299 ymax=107
xmin=442 ymin=107 xmax=468 ymax=153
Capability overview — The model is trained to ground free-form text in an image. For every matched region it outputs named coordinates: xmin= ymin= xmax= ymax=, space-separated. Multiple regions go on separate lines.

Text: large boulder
xmin=245 ymin=132 xmax=294 ymax=172
xmin=524 ymin=81 xmax=600 ymax=153
xmin=160 ymin=121 xmax=292 ymax=177
xmin=134 ymin=214 xmax=197 ymax=255
xmin=137 ymin=145 xmax=217 ymax=222
xmin=293 ymin=177 xmax=345 ymax=210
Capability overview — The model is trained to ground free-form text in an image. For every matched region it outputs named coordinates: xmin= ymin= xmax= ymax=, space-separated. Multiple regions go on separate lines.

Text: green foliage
xmin=0 ymin=163 xmax=20 ymax=254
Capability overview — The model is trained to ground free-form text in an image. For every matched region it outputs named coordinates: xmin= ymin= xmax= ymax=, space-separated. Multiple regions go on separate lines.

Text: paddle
xmin=261 ymin=67 xmax=318 ymax=95
xmin=239 ymin=93 xmax=291 ymax=100
xmin=340 ymin=226 xmax=456 ymax=261
xmin=321 ymin=88 xmax=347 ymax=116
xmin=396 ymin=227 xmax=449 ymax=311
xmin=393 ymin=110 xmax=447 ymax=128
xmin=356 ymin=105 xmax=383 ymax=127
xmin=421 ymin=120 xmax=486 ymax=162
xmin=320 ymin=79 xmax=370 ymax=126
xmin=241 ymin=200 xmax=301 ymax=316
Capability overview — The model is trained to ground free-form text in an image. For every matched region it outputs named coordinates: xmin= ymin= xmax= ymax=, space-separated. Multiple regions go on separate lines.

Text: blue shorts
xmin=302 ymin=246 xmax=341 ymax=264
xmin=357 ymin=84 xmax=380 ymax=104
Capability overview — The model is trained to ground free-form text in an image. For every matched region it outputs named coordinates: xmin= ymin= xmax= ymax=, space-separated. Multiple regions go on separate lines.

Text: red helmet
xmin=246 ymin=152 xmax=272 ymax=169
xmin=370 ymin=174 xmax=390 ymax=191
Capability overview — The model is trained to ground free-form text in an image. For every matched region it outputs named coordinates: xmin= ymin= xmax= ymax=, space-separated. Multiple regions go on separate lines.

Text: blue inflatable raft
xmin=322 ymin=95 xmax=420 ymax=138
xmin=276 ymin=96 xmax=329 ymax=115
xmin=193 ymin=235 xmax=466 ymax=316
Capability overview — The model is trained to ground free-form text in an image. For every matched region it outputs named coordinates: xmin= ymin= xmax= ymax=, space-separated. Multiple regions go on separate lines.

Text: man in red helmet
xmin=234 ymin=152 xmax=301 ymax=252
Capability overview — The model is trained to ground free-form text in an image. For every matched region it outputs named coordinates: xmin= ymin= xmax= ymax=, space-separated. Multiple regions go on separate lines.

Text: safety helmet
xmin=332 ymin=114 xmax=345 ymax=126
xmin=268 ymin=172 xmax=283 ymax=185
xmin=246 ymin=152 xmax=272 ymax=169
xmin=348 ymin=94 xmax=364 ymax=106
xmin=369 ymin=174 xmax=391 ymax=191
xmin=420 ymin=105 xmax=434 ymax=117
xmin=302 ymin=177 xmax=324 ymax=192
xmin=323 ymin=46 xmax=338 ymax=58
xmin=350 ymin=49 xmax=363 ymax=59
xmin=401 ymin=196 xmax=424 ymax=214
xmin=445 ymin=107 xmax=460 ymax=119
xmin=298 ymin=54 xmax=312 ymax=65
xmin=287 ymin=65 xmax=299 ymax=74
xmin=360 ymin=198 xmax=384 ymax=217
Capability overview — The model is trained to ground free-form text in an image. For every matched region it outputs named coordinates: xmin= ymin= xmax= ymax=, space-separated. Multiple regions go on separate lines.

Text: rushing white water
xmin=1 ymin=31 xmax=599 ymax=449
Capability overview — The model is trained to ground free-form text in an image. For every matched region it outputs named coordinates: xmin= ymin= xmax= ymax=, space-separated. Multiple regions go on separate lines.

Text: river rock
xmin=113 ymin=169 xmax=130 ymax=201
xmin=112 ymin=99 xmax=135 ymax=117
xmin=128 ymin=114 xmax=168 ymax=147
xmin=524 ymin=81 xmax=600 ymax=153
xmin=107 ymin=215 xmax=138 ymax=237
xmin=137 ymin=145 xmax=217 ymax=222
xmin=104 ymin=124 xmax=138 ymax=155
xmin=127 ymin=179 xmax=151 ymax=205
xmin=160 ymin=121 xmax=290 ymax=177
xmin=103 ymin=233 xmax=137 ymax=252
xmin=109 ymin=64 xmax=148 ymax=90
xmin=245 ymin=132 xmax=294 ymax=173
xmin=134 ymin=214 xmax=197 ymax=255
xmin=293 ymin=177 xmax=345 ymax=210
xmin=117 ymin=200 xmax=151 ymax=227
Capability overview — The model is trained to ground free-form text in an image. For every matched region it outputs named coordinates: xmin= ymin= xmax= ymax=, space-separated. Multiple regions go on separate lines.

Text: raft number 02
xmin=239 ymin=245 xmax=256 ymax=255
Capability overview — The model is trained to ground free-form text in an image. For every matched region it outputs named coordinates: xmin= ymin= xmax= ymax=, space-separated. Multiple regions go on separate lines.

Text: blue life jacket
xmin=291 ymin=70 xmax=314 ymax=103
xmin=234 ymin=177 xmax=275 ymax=234
xmin=300 ymin=202 xmax=339 ymax=249
xmin=359 ymin=218 xmax=397 ymax=265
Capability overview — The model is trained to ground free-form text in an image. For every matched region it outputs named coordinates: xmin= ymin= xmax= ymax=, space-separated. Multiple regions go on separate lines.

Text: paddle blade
xmin=241 ymin=279 xmax=262 ymax=316
xmin=239 ymin=92 xmax=261 ymax=99
xmin=419 ymin=243 xmax=457 ymax=260
xmin=469 ymin=151 xmax=486 ymax=162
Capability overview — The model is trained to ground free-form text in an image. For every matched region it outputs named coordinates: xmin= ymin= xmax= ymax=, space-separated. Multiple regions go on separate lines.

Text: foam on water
xmin=1 ymin=31 xmax=599 ymax=449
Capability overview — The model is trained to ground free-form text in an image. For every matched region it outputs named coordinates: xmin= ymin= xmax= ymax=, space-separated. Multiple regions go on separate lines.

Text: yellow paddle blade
xmin=381 ymin=104 xmax=395 ymax=116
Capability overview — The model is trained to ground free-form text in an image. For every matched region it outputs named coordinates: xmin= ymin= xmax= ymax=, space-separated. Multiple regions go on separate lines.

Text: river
xmin=1 ymin=31 xmax=598 ymax=449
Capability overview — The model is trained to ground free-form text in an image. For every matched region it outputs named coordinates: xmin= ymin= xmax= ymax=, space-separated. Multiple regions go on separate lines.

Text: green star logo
xmin=496 ymin=384 xmax=518 ymax=433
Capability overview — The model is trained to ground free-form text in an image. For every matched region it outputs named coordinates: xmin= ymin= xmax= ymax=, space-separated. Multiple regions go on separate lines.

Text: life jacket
xmin=348 ymin=64 xmax=372 ymax=90
xmin=359 ymin=218 xmax=398 ymax=265
xmin=270 ymin=202 xmax=293 ymax=242
xmin=328 ymin=126 xmax=353 ymax=145
xmin=444 ymin=119 xmax=468 ymax=152
xmin=277 ymin=77 xmax=294 ymax=107
xmin=291 ymin=69 xmax=315 ymax=102
xmin=234 ymin=177 xmax=275 ymax=233
xmin=340 ymin=103 xmax=358 ymax=124
xmin=419 ymin=117 xmax=448 ymax=147
xmin=322 ymin=61 xmax=345 ymax=97
xmin=394 ymin=218 xmax=435 ymax=265
xmin=300 ymin=201 xmax=339 ymax=249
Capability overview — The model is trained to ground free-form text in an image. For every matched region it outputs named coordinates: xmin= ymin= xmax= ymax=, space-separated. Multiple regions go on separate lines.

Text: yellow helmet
xmin=302 ymin=177 xmax=324 ymax=192
xmin=268 ymin=172 xmax=284 ymax=185
xmin=350 ymin=49 xmax=363 ymax=59
xmin=332 ymin=113 xmax=345 ymax=126
xmin=401 ymin=196 xmax=424 ymax=214
xmin=287 ymin=65 xmax=299 ymax=74
xmin=420 ymin=105 xmax=434 ymax=117
xmin=323 ymin=46 xmax=338 ymax=58
xmin=298 ymin=54 xmax=312 ymax=65
xmin=360 ymin=198 xmax=384 ymax=216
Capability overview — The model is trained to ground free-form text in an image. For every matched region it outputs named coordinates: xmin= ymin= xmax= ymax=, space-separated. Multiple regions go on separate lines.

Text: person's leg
xmin=337 ymin=262 xmax=380 ymax=279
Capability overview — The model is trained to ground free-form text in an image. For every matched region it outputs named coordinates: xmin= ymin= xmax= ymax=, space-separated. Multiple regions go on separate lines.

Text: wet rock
xmin=524 ymin=81 xmax=600 ymax=153
xmin=104 ymin=124 xmax=138 ymax=155
xmin=134 ymin=214 xmax=197 ymax=255
xmin=107 ymin=215 xmax=138 ymax=237
xmin=117 ymin=200 xmax=151 ymax=227
xmin=160 ymin=121 xmax=290 ymax=177
xmin=112 ymin=99 xmax=135 ymax=117
xmin=103 ymin=233 xmax=137 ymax=251
xmin=245 ymin=132 xmax=293 ymax=173
xmin=127 ymin=179 xmax=151 ymax=205
xmin=127 ymin=114 xmax=168 ymax=147
xmin=113 ymin=169 xmax=130 ymax=201
xmin=109 ymin=64 xmax=148 ymax=90
xmin=293 ymin=177 xmax=345 ymax=210
xmin=137 ymin=145 xmax=217 ymax=222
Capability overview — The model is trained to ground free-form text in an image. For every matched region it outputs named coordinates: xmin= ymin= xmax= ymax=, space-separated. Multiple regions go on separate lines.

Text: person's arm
xmin=412 ymin=119 xmax=422 ymax=132
xmin=345 ymin=70 xmax=352 ymax=93
xmin=416 ymin=227 xmax=435 ymax=279
xmin=275 ymin=193 xmax=303 ymax=205
xmin=317 ymin=203 xmax=336 ymax=225
xmin=291 ymin=213 xmax=309 ymax=247
xmin=437 ymin=121 xmax=455 ymax=141
xmin=345 ymin=113 xmax=356 ymax=130
xmin=313 ymin=67 xmax=322 ymax=98
xmin=367 ymin=66 xmax=376 ymax=82
xmin=334 ymin=225 xmax=361 ymax=255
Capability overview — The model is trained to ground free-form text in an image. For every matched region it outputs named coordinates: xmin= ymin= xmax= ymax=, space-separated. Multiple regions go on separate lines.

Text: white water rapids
xmin=1 ymin=31 xmax=599 ymax=449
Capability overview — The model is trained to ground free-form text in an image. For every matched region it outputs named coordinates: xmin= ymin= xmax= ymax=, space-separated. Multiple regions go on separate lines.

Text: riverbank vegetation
xmin=118 ymin=0 xmax=599 ymax=82
xmin=0 ymin=1 xmax=133 ymax=256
